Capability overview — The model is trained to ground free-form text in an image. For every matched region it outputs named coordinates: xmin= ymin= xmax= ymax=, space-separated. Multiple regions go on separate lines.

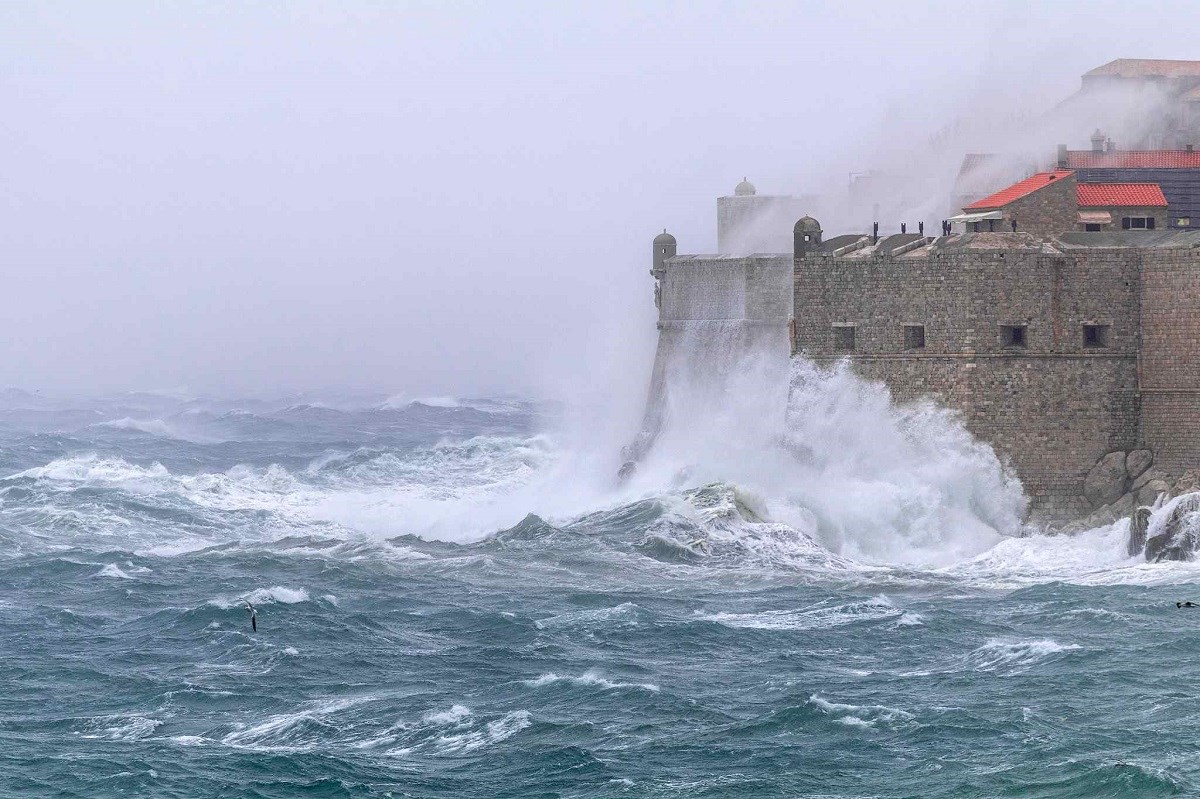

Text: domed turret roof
xmin=794 ymin=215 xmax=821 ymax=231
xmin=653 ymin=229 xmax=676 ymax=246
xmin=735 ymin=177 xmax=756 ymax=196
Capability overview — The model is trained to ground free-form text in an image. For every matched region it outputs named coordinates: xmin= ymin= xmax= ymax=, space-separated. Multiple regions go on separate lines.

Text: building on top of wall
xmin=1058 ymin=137 xmax=1200 ymax=229
xmin=948 ymin=170 xmax=1170 ymax=234
xmin=948 ymin=170 xmax=1077 ymax=234
xmin=1076 ymin=182 xmax=1168 ymax=230
xmin=716 ymin=178 xmax=812 ymax=254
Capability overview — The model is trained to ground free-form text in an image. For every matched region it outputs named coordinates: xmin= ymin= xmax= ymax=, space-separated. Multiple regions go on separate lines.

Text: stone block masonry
xmin=1003 ymin=172 xmax=1078 ymax=235
xmin=792 ymin=233 xmax=1173 ymax=520
xmin=1139 ymin=249 xmax=1200 ymax=471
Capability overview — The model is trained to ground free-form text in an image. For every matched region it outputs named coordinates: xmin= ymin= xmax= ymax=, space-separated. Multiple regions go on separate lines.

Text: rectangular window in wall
xmin=1085 ymin=223 xmax=1102 ymax=232
xmin=833 ymin=325 xmax=856 ymax=352
xmin=903 ymin=324 xmax=926 ymax=350
xmin=1122 ymin=217 xmax=1153 ymax=229
xmin=1178 ymin=217 xmax=1191 ymax=227
xmin=1000 ymin=324 xmax=1027 ymax=348
xmin=1083 ymin=323 xmax=1110 ymax=348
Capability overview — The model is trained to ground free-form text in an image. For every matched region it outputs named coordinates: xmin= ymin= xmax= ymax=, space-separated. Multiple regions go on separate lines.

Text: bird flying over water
xmin=244 ymin=600 xmax=257 ymax=632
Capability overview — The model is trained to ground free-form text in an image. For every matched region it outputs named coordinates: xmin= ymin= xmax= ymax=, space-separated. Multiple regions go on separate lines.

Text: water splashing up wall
xmin=626 ymin=264 xmax=1027 ymax=567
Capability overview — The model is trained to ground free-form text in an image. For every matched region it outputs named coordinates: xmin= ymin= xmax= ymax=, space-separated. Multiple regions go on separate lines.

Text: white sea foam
xmin=423 ymin=704 xmax=471 ymax=725
xmin=959 ymin=638 xmax=1081 ymax=674
xmin=95 ymin=563 xmax=134 ymax=579
xmin=808 ymin=695 xmax=913 ymax=729
xmin=13 ymin=454 xmax=172 ymax=485
xmin=430 ymin=710 xmax=531 ymax=754
xmin=209 ymin=586 xmax=310 ymax=609
xmin=535 ymin=603 xmax=641 ymax=630
xmin=703 ymin=596 xmax=902 ymax=631
xmin=168 ymin=735 xmax=209 ymax=747
xmin=81 ymin=714 xmax=163 ymax=740
xmin=377 ymin=704 xmax=533 ymax=757
xmin=940 ymin=521 xmax=1200 ymax=587
xmin=525 ymin=670 xmax=660 ymax=692
xmin=255 ymin=586 xmax=309 ymax=604
xmin=221 ymin=697 xmax=368 ymax=750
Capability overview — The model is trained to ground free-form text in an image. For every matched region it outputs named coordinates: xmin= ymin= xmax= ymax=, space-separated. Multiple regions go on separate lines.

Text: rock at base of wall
xmin=1057 ymin=491 xmax=1135 ymax=536
xmin=1129 ymin=506 xmax=1153 ymax=556
xmin=1084 ymin=451 xmax=1128 ymax=509
xmin=1136 ymin=479 xmax=1172 ymax=508
xmin=1144 ymin=493 xmax=1200 ymax=562
xmin=1133 ymin=467 xmax=1169 ymax=492
xmin=1126 ymin=449 xmax=1153 ymax=481
xmin=1174 ymin=470 xmax=1200 ymax=496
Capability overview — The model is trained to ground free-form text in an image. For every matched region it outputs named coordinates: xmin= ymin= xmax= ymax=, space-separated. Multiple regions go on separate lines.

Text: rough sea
xmin=2 ymin=372 xmax=1198 ymax=798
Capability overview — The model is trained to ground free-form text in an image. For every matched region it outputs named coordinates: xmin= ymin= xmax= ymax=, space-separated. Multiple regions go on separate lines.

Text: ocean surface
xmin=2 ymin=381 xmax=1198 ymax=798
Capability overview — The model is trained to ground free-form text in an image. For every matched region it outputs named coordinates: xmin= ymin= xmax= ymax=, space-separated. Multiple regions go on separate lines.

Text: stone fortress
xmin=638 ymin=59 xmax=1200 ymax=536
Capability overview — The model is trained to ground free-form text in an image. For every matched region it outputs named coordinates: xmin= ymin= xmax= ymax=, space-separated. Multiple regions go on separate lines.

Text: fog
xmin=1 ymin=2 xmax=1196 ymax=399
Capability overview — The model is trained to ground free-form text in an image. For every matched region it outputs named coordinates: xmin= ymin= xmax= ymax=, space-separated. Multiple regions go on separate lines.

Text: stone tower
xmin=717 ymin=178 xmax=811 ymax=254
xmin=793 ymin=216 xmax=822 ymax=259
xmin=652 ymin=229 xmax=676 ymax=276
xmin=651 ymin=229 xmax=677 ymax=310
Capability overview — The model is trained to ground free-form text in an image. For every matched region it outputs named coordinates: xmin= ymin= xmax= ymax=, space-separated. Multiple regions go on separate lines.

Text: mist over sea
xmin=2 ymin=379 xmax=1198 ymax=798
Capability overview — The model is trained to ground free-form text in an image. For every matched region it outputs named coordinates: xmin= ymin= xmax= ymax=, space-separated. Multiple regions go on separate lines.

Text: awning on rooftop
xmin=1079 ymin=210 xmax=1113 ymax=224
xmin=947 ymin=211 xmax=1004 ymax=223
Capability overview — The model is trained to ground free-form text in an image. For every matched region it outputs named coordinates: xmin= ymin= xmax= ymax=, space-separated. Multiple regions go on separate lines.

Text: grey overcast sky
xmin=1 ymin=1 xmax=1197 ymax=398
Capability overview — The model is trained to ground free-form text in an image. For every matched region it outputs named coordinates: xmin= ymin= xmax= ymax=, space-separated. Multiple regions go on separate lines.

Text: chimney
xmin=1188 ymin=144 xmax=1195 ymax=153
xmin=1057 ymin=144 xmax=1068 ymax=169
xmin=1106 ymin=137 xmax=1114 ymax=153
xmin=1091 ymin=129 xmax=1105 ymax=153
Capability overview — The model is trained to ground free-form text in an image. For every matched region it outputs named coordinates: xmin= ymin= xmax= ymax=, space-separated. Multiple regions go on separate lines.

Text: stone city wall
xmin=793 ymin=244 xmax=1142 ymax=518
xmin=1138 ymin=249 xmax=1200 ymax=472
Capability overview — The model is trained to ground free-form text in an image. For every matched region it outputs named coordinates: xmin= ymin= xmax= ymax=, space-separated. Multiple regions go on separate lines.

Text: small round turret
xmin=794 ymin=216 xmax=822 ymax=259
xmin=735 ymin=177 xmax=756 ymax=196
xmin=652 ymin=229 xmax=677 ymax=275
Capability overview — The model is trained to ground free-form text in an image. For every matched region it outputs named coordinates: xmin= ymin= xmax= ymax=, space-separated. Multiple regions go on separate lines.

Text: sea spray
xmin=623 ymin=307 xmax=1025 ymax=566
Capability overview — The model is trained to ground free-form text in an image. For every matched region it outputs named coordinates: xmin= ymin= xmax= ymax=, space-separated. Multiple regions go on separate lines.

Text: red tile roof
xmin=1085 ymin=59 xmax=1200 ymax=79
xmin=1067 ymin=150 xmax=1200 ymax=168
xmin=965 ymin=170 xmax=1073 ymax=211
xmin=1077 ymin=182 xmax=1167 ymax=207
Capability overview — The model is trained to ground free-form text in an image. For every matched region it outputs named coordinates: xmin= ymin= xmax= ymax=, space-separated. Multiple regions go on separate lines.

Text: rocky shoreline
xmin=1056 ymin=448 xmax=1200 ymax=562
